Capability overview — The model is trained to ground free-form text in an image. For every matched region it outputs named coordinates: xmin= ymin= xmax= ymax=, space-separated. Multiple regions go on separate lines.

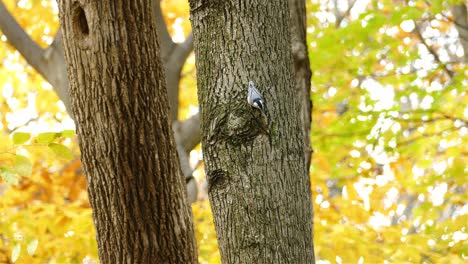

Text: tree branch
xmin=171 ymin=32 xmax=194 ymax=69
xmin=0 ymin=1 xmax=45 ymax=76
xmin=165 ymin=32 xmax=194 ymax=121
xmin=0 ymin=0 xmax=201 ymax=201
xmin=414 ymin=23 xmax=454 ymax=78
xmin=152 ymin=0 xmax=175 ymax=61
xmin=173 ymin=113 xmax=201 ymax=152
xmin=0 ymin=1 xmax=72 ymax=113
xmin=451 ymin=3 xmax=468 ymax=62
xmin=397 ymin=126 xmax=459 ymax=147
xmin=42 ymin=31 xmax=72 ymax=114
xmin=335 ymin=0 xmax=357 ymax=28
xmin=173 ymin=113 xmax=201 ymax=203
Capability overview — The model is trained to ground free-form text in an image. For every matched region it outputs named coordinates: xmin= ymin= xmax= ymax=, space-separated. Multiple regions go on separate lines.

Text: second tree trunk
xmin=190 ymin=1 xmax=314 ymax=263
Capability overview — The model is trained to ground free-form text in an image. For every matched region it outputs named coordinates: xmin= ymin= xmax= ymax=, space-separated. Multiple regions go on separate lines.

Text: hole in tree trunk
xmin=74 ymin=6 xmax=89 ymax=36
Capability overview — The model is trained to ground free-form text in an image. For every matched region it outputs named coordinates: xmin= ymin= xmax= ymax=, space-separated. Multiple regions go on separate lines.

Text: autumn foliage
xmin=0 ymin=0 xmax=467 ymax=263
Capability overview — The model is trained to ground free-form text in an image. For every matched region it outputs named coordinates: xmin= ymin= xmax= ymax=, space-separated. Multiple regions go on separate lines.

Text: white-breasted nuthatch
xmin=247 ymin=81 xmax=266 ymax=114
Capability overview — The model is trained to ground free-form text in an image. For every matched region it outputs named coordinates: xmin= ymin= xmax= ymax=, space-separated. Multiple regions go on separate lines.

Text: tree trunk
xmin=57 ymin=1 xmax=197 ymax=263
xmin=189 ymin=1 xmax=314 ymax=263
xmin=289 ymin=0 xmax=313 ymax=169
xmin=452 ymin=4 xmax=468 ymax=62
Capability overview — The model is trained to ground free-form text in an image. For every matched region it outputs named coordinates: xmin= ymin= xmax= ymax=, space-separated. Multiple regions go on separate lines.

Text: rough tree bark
xmin=289 ymin=0 xmax=313 ymax=168
xmin=57 ymin=0 xmax=197 ymax=263
xmin=0 ymin=0 xmax=199 ymax=203
xmin=189 ymin=1 xmax=314 ymax=263
xmin=0 ymin=0 xmax=313 ymax=204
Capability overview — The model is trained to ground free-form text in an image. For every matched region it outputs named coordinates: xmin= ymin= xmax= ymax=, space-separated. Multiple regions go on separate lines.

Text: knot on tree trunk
xmin=206 ymin=106 xmax=267 ymax=146
xmin=207 ymin=169 xmax=228 ymax=193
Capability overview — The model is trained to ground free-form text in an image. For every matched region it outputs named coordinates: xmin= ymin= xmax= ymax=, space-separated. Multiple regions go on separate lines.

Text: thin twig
xmin=5 ymin=117 xmax=38 ymax=134
xmin=336 ymin=0 xmax=358 ymax=28
xmin=414 ymin=23 xmax=454 ymax=78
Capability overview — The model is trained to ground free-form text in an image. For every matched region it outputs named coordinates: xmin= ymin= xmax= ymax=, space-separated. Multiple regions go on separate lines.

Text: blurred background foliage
xmin=0 ymin=0 xmax=466 ymax=263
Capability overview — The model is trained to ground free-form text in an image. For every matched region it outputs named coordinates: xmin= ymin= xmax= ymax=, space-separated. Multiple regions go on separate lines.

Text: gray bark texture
xmin=189 ymin=1 xmax=315 ymax=263
xmin=57 ymin=0 xmax=197 ymax=263
xmin=289 ymin=0 xmax=313 ymax=168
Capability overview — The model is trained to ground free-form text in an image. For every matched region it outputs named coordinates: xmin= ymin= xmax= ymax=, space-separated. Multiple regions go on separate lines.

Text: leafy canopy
xmin=0 ymin=0 xmax=467 ymax=263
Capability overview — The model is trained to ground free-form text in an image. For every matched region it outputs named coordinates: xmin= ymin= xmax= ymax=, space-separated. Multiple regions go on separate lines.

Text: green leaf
xmin=430 ymin=0 xmax=444 ymax=14
xmin=12 ymin=132 xmax=30 ymax=144
xmin=61 ymin=130 xmax=75 ymax=138
xmin=11 ymin=243 xmax=20 ymax=263
xmin=26 ymin=239 xmax=38 ymax=256
xmin=48 ymin=143 xmax=73 ymax=160
xmin=14 ymin=155 xmax=32 ymax=177
xmin=0 ymin=166 xmax=18 ymax=185
xmin=37 ymin=132 xmax=59 ymax=144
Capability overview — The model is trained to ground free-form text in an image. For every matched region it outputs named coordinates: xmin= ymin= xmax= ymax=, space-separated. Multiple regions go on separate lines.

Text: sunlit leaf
xmin=61 ymin=130 xmax=75 ymax=138
xmin=48 ymin=143 xmax=73 ymax=160
xmin=0 ymin=166 xmax=18 ymax=185
xmin=12 ymin=132 xmax=30 ymax=144
xmin=27 ymin=239 xmax=38 ymax=256
xmin=37 ymin=132 xmax=59 ymax=144
xmin=14 ymin=155 xmax=32 ymax=176
xmin=11 ymin=243 xmax=20 ymax=263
